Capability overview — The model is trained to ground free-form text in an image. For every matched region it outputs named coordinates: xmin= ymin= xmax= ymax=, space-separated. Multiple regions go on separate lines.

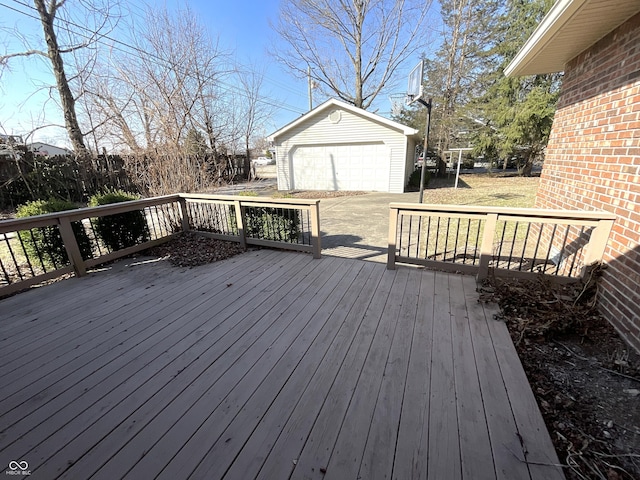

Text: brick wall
xmin=535 ymin=12 xmax=640 ymax=352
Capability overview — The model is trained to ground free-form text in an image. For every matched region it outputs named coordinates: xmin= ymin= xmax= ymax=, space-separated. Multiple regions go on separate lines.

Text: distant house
xmin=0 ymin=133 xmax=23 ymax=144
xmin=268 ymin=98 xmax=419 ymax=193
xmin=0 ymin=134 xmax=23 ymax=160
xmin=29 ymin=142 xmax=73 ymax=157
xmin=506 ymin=0 xmax=640 ymax=352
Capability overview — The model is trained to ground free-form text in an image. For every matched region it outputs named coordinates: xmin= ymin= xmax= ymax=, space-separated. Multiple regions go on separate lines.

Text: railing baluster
xmin=398 ymin=215 xmax=411 ymax=255
xmin=28 ymin=228 xmax=48 ymax=273
xmin=531 ymin=222 xmax=544 ymax=272
xmin=6 ymin=233 xmax=24 ymax=281
xmin=453 ymin=218 xmax=460 ymax=263
xmin=462 ymin=218 xmax=470 ymax=264
xmin=444 ymin=218 xmax=451 ymax=262
xmin=496 ymin=221 xmax=507 ymax=269
xmin=15 ymin=230 xmax=35 ymax=277
xmin=0 ymin=257 xmax=10 ymax=285
xmin=434 ymin=217 xmax=440 ymax=260
xmin=148 ymin=206 xmax=159 ymax=240
xmin=545 ymin=224 xmax=558 ymax=275
xmin=425 ymin=216 xmax=431 ymax=259
xmin=415 ymin=215 xmax=422 ymax=257
xmin=556 ymin=225 xmax=571 ymax=276
xmin=507 ymin=221 xmax=519 ymax=270
xmin=567 ymin=226 xmax=585 ymax=277
xmin=473 ymin=219 xmax=482 ymax=265
xmin=518 ymin=223 xmax=531 ymax=271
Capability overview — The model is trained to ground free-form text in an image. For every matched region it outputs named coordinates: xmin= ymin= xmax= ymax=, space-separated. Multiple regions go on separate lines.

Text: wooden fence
xmin=388 ymin=203 xmax=616 ymax=281
xmin=0 ymin=194 xmax=321 ymax=296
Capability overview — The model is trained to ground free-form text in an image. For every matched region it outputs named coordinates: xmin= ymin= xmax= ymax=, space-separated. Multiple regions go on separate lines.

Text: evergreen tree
xmin=472 ymin=0 xmax=559 ymax=176
xmin=394 ymin=0 xmax=559 ymax=177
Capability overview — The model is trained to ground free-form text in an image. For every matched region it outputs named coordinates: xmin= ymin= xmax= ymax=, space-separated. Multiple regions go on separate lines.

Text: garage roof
xmin=505 ymin=0 xmax=640 ymax=77
xmin=268 ymin=98 xmax=419 ymax=141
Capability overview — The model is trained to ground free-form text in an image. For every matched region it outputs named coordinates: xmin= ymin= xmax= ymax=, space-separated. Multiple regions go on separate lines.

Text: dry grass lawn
xmin=421 ymin=173 xmax=540 ymax=208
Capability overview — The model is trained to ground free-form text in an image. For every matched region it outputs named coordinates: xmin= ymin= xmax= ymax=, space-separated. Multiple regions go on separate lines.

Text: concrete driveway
xmin=319 ymin=191 xmax=420 ymax=262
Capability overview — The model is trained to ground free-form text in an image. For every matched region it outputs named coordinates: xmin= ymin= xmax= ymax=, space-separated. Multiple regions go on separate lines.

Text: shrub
xmin=228 ymin=205 xmax=300 ymax=242
xmin=408 ymin=168 xmax=431 ymax=189
xmin=88 ymin=190 xmax=150 ymax=251
xmin=244 ymin=207 xmax=300 ymax=242
xmin=16 ymin=199 xmax=93 ymax=267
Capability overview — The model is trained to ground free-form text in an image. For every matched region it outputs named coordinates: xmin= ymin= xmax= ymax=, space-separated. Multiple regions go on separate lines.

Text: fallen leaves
xmin=480 ymin=266 xmax=640 ymax=479
xmin=145 ymin=232 xmax=245 ymax=267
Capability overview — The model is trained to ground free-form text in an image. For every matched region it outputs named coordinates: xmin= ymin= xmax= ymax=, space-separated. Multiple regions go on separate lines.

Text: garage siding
xmin=275 ymin=107 xmax=410 ymax=193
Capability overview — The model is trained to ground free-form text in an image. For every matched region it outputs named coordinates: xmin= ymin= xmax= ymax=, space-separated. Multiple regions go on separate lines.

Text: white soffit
xmin=505 ymin=0 xmax=640 ymax=77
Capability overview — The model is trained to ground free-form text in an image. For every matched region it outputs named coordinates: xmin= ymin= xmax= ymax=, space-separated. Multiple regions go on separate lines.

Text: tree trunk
xmin=244 ymin=138 xmax=251 ymax=180
xmin=353 ymin=1 xmax=365 ymax=108
xmin=522 ymin=153 xmax=534 ymax=176
xmin=34 ymin=0 xmax=89 ymax=159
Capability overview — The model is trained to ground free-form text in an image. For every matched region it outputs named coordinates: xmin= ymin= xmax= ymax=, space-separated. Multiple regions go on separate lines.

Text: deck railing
xmin=0 ymin=194 xmax=321 ymax=296
xmin=388 ymin=203 xmax=616 ymax=281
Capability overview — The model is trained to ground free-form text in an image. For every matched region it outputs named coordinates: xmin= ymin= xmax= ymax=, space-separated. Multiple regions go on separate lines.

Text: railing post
xmin=178 ymin=196 xmax=190 ymax=232
xmin=310 ymin=201 xmax=322 ymax=259
xmin=477 ymin=212 xmax=498 ymax=280
xmin=234 ymin=200 xmax=247 ymax=250
xmin=387 ymin=206 xmax=399 ymax=270
xmin=581 ymin=217 xmax=615 ymax=276
xmin=58 ymin=217 xmax=87 ymax=277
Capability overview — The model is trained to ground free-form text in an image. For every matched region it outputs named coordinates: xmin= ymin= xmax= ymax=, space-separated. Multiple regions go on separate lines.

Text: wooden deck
xmin=0 ymin=250 xmax=564 ymax=480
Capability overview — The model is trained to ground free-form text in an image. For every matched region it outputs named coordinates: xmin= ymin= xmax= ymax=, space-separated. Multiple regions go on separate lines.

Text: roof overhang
xmin=505 ymin=0 xmax=640 ymax=77
xmin=268 ymin=98 xmax=419 ymax=142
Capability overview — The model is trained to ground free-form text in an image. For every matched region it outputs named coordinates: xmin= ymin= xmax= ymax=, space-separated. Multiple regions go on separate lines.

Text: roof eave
xmin=506 ymin=0 xmax=640 ymax=77
xmin=505 ymin=0 xmax=587 ymax=77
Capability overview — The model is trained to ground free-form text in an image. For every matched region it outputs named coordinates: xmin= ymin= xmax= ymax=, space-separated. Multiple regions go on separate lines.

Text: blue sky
xmin=0 ymin=0 xmax=440 ymax=147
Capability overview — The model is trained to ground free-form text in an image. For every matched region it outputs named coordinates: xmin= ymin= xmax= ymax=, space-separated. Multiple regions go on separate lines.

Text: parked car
xmin=252 ymin=156 xmax=272 ymax=166
xmin=415 ymin=152 xmax=438 ymax=168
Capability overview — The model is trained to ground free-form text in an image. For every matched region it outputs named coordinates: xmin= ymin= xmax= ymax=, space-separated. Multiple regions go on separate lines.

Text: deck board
xmin=428 ymin=270 xmax=462 ymax=479
xmin=0 ymin=250 xmax=564 ymax=479
xmin=451 ymin=274 xmax=495 ymax=479
xmin=392 ymin=269 xmax=435 ymax=480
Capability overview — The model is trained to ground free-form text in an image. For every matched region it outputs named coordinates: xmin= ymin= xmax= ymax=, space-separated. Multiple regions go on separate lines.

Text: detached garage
xmin=268 ymin=98 xmax=419 ymax=193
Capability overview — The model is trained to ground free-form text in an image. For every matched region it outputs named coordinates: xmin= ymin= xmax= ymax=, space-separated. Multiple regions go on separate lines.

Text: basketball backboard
xmin=406 ymin=60 xmax=424 ymax=105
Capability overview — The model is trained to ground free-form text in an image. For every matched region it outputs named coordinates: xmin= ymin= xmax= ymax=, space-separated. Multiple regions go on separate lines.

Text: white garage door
xmin=291 ymin=143 xmax=390 ymax=191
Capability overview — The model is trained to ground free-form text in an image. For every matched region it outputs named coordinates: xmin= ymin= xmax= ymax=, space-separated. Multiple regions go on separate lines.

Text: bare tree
xmin=236 ymin=63 xmax=275 ymax=178
xmin=80 ymin=4 xmax=229 ymax=154
xmin=0 ymin=0 xmax=118 ymax=157
xmin=272 ymin=0 xmax=433 ymax=109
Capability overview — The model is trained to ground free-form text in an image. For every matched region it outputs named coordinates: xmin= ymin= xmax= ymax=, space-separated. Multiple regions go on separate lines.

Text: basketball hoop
xmin=407 ymin=60 xmax=424 ymax=105
xmin=389 ymin=93 xmax=407 ymax=116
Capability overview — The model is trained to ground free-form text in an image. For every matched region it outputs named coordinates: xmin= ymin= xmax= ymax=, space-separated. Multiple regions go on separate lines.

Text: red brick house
xmin=506 ymin=0 xmax=640 ymax=352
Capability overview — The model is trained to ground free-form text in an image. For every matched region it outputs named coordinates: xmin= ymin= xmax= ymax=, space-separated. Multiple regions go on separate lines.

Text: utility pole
xmin=418 ymin=98 xmax=432 ymax=203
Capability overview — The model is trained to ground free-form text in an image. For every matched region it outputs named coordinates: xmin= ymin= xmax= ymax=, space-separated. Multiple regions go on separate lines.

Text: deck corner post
xmin=581 ymin=217 xmax=615 ymax=277
xmin=58 ymin=217 xmax=87 ymax=277
xmin=387 ymin=206 xmax=399 ymax=270
xmin=477 ymin=212 xmax=498 ymax=280
xmin=311 ymin=200 xmax=321 ymax=259
xmin=234 ymin=200 xmax=247 ymax=250
xmin=178 ymin=196 xmax=190 ymax=232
